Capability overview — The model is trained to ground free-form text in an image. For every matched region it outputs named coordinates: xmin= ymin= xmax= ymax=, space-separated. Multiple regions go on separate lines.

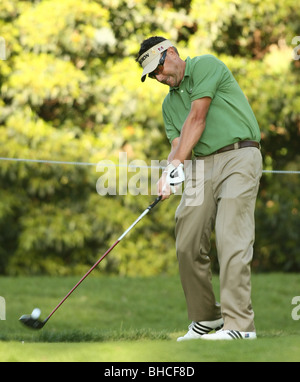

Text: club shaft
xmin=46 ymin=239 xmax=120 ymax=321
xmin=118 ymin=196 xmax=162 ymax=240
xmin=45 ymin=196 xmax=162 ymax=322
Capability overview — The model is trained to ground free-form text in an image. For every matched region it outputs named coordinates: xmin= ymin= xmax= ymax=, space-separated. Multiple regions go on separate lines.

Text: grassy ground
xmin=0 ymin=273 xmax=299 ymax=362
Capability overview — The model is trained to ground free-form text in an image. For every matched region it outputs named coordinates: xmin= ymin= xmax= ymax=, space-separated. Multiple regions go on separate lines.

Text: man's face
xmin=149 ymin=48 xmax=183 ymax=88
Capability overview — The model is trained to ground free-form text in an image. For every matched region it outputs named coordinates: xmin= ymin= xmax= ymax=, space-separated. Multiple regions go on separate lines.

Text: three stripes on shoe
xmin=192 ymin=323 xmax=246 ymax=339
xmin=192 ymin=322 xmax=223 ymax=335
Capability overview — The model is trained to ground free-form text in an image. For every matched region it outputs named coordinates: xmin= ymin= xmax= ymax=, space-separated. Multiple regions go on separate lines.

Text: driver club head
xmin=19 ymin=314 xmax=47 ymax=330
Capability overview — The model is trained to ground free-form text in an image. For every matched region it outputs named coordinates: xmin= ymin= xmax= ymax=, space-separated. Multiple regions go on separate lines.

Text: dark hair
xmin=136 ymin=36 xmax=167 ymax=62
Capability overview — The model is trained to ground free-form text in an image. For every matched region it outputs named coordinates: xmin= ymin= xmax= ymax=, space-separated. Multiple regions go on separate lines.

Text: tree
xmin=0 ymin=0 xmax=299 ymax=275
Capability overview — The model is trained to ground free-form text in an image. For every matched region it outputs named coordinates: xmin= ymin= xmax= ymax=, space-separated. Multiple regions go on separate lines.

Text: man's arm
xmin=168 ymin=137 xmax=180 ymax=162
xmin=168 ymin=97 xmax=211 ymax=165
xmin=157 ymin=137 xmax=180 ymax=200
xmin=158 ymin=97 xmax=212 ymax=200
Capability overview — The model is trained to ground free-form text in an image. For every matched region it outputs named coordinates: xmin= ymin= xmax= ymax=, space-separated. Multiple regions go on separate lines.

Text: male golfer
xmin=136 ymin=36 xmax=262 ymax=340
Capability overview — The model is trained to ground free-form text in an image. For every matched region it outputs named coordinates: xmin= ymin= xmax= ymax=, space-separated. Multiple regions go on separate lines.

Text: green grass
xmin=0 ymin=273 xmax=299 ymax=362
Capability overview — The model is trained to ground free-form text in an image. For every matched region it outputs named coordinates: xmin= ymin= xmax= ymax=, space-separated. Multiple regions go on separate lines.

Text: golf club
xmin=19 ymin=195 xmax=162 ymax=330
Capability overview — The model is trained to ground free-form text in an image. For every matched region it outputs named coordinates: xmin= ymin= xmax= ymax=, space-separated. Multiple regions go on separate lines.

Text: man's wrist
xmin=164 ymin=160 xmax=183 ymax=172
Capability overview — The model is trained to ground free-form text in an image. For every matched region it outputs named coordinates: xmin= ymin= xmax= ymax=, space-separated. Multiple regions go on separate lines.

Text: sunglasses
xmin=148 ymin=50 xmax=167 ymax=79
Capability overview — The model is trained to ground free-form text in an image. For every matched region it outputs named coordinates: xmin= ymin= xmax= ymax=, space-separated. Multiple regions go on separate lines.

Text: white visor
xmin=138 ymin=40 xmax=173 ymax=82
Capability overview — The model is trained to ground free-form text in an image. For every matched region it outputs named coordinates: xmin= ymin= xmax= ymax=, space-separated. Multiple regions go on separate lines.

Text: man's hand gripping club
xmin=157 ymin=161 xmax=185 ymax=201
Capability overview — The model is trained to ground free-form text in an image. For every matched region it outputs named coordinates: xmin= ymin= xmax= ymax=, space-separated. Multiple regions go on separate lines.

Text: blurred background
xmin=0 ymin=0 xmax=299 ymax=277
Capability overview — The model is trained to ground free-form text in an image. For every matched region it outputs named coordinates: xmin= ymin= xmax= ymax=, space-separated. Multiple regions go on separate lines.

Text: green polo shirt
xmin=162 ymin=55 xmax=260 ymax=156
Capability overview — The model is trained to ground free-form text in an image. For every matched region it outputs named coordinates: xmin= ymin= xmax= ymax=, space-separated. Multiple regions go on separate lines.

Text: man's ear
xmin=168 ymin=46 xmax=179 ymax=58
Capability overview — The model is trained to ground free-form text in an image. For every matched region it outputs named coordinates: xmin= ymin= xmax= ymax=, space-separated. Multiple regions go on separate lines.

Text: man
xmin=136 ymin=36 xmax=262 ymax=340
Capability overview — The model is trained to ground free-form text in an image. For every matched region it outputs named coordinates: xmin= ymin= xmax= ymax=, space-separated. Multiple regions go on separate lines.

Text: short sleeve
xmin=190 ymin=56 xmax=226 ymax=102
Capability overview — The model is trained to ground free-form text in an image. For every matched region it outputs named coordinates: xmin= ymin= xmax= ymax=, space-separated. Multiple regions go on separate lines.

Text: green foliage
xmin=255 ymin=162 xmax=300 ymax=271
xmin=0 ymin=0 xmax=299 ymax=275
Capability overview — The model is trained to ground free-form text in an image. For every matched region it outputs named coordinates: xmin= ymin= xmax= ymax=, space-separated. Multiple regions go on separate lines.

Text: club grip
xmin=148 ymin=195 xmax=162 ymax=210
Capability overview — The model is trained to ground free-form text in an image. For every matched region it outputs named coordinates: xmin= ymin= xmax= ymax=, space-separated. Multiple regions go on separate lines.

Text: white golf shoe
xmin=201 ymin=329 xmax=257 ymax=340
xmin=177 ymin=318 xmax=224 ymax=342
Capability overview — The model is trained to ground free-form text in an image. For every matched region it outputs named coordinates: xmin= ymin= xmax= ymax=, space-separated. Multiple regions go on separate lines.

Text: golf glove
xmin=163 ymin=163 xmax=185 ymax=194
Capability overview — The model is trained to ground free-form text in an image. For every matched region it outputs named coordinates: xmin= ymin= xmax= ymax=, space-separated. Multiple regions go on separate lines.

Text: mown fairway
xmin=0 ymin=273 xmax=299 ymax=362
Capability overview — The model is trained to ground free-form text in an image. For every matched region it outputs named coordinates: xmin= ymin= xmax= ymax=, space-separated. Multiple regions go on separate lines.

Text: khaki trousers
xmin=175 ymin=147 xmax=262 ymax=332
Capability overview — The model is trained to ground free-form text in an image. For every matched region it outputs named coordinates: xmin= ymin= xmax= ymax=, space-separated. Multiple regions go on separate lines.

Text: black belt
xmin=213 ymin=140 xmax=260 ymax=155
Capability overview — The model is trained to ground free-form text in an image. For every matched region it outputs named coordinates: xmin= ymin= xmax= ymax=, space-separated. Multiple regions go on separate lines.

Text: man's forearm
xmin=168 ymin=119 xmax=206 ymax=164
xmin=167 ymin=97 xmax=210 ymax=164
